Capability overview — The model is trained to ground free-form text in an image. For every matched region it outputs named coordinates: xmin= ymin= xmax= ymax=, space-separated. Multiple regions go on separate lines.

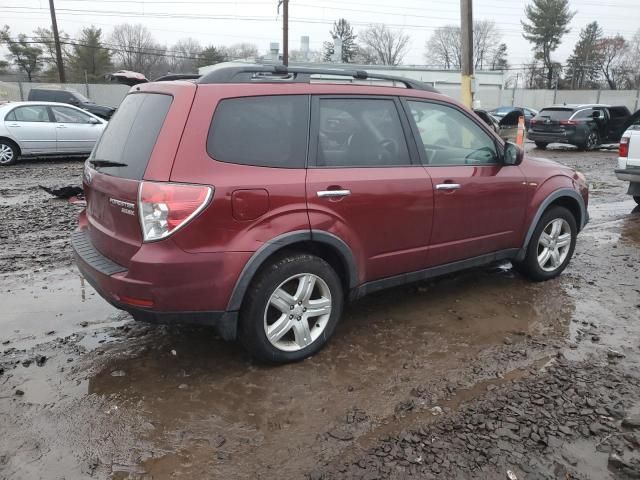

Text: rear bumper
xmin=615 ymin=168 xmax=640 ymax=183
xmin=71 ymin=229 xmax=248 ymax=339
xmin=527 ymin=130 xmax=586 ymax=146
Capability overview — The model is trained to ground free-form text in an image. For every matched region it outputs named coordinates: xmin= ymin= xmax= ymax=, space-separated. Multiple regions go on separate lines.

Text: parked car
xmin=528 ymin=104 xmax=631 ymax=151
xmin=473 ymin=109 xmax=501 ymax=133
xmin=0 ymin=102 xmax=107 ymax=166
xmin=28 ymin=87 xmax=116 ymax=120
xmin=616 ymin=109 xmax=640 ymax=204
xmin=72 ymin=65 xmax=589 ymax=364
xmin=490 ymin=106 xmax=538 ymax=128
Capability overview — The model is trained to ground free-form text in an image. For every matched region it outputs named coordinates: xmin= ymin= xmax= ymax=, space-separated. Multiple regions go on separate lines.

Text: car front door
xmin=404 ymin=99 xmax=528 ymax=267
xmin=4 ymin=105 xmax=56 ymax=154
xmin=50 ymin=105 xmax=103 ymax=153
xmin=306 ymin=96 xmax=434 ymax=283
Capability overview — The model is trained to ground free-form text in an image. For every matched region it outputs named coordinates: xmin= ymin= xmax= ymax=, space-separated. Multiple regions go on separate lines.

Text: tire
xmin=579 ymin=130 xmax=600 ymax=151
xmin=238 ymin=253 xmax=344 ymax=364
xmin=514 ymin=206 xmax=577 ymax=282
xmin=634 ymin=196 xmax=640 ymax=205
xmin=535 ymin=142 xmax=548 ymax=150
xmin=0 ymin=139 xmax=18 ymax=166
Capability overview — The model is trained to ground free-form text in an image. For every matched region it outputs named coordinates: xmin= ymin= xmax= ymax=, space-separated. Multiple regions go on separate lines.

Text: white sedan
xmin=0 ymin=101 xmax=107 ymax=166
xmin=616 ymin=110 xmax=640 ymax=205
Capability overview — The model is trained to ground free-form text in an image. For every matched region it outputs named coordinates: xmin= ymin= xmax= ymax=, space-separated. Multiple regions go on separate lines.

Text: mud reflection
xmin=84 ymin=268 xmax=574 ymax=478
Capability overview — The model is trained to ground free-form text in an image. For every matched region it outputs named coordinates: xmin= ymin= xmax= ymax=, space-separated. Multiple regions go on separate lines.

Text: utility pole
xmin=460 ymin=0 xmax=473 ymax=108
xmin=281 ymin=0 xmax=289 ymax=66
xmin=48 ymin=0 xmax=66 ymax=83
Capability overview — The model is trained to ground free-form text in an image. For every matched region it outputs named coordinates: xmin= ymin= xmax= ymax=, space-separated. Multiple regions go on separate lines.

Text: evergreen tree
xmin=323 ymin=19 xmax=357 ymax=63
xmin=68 ymin=26 xmax=113 ymax=82
xmin=197 ymin=46 xmax=227 ymax=68
xmin=521 ymin=0 xmax=575 ymax=88
xmin=565 ymin=22 xmax=603 ymax=88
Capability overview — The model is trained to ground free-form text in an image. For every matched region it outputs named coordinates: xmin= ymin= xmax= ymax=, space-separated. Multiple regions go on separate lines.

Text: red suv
xmin=73 ymin=65 xmax=589 ymax=363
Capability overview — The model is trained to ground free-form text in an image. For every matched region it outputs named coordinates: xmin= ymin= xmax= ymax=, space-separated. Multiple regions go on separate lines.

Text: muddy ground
xmin=0 ymin=145 xmax=639 ymax=480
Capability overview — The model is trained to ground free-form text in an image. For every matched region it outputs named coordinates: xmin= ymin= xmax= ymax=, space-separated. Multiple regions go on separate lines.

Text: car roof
xmin=543 ymin=104 xmax=610 ymax=110
xmin=0 ymin=101 xmax=105 ymax=119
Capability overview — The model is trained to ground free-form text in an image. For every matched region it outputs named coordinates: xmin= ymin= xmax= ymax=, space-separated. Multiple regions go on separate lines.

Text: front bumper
xmin=71 ymin=229 xmax=246 ymax=340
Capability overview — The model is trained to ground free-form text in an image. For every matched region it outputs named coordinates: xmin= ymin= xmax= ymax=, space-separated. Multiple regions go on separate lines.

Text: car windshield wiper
xmin=89 ymin=159 xmax=128 ymax=167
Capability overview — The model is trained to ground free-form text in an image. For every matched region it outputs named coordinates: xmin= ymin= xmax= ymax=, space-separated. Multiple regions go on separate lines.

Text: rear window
xmin=90 ymin=92 xmax=172 ymax=180
xmin=536 ymin=108 xmax=572 ymax=121
xmin=207 ymin=95 xmax=309 ymax=168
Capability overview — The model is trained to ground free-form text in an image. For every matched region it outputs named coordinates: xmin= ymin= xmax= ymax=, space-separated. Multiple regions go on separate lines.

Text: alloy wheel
xmin=263 ymin=273 xmax=332 ymax=352
xmin=0 ymin=144 xmax=14 ymax=164
xmin=537 ymin=218 xmax=572 ymax=272
xmin=586 ymin=132 xmax=599 ymax=150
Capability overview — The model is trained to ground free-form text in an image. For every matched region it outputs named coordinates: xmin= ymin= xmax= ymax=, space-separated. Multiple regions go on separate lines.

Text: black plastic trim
xmin=71 ymin=230 xmax=126 ymax=276
xmin=351 ymin=249 xmax=519 ymax=300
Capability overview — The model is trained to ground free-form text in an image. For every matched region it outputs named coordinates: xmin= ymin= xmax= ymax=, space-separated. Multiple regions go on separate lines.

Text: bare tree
xmin=0 ymin=26 xmax=44 ymax=81
xmin=358 ymin=24 xmax=409 ymax=66
xmin=222 ymin=43 xmax=259 ymax=60
xmin=168 ymin=38 xmax=202 ymax=73
xmin=110 ymin=23 xmax=166 ymax=78
xmin=33 ymin=26 xmax=70 ymax=81
xmin=596 ymin=36 xmax=628 ymax=90
xmin=425 ymin=21 xmax=503 ymax=70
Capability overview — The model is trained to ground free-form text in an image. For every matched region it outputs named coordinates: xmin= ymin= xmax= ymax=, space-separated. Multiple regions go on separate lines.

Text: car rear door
xmin=50 ymin=105 xmax=103 ymax=153
xmin=4 ymin=105 xmax=56 ymax=154
xmin=403 ymin=99 xmax=528 ymax=266
xmin=606 ymin=106 xmax=632 ymax=141
xmin=305 ymin=95 xmax=433 ymax=283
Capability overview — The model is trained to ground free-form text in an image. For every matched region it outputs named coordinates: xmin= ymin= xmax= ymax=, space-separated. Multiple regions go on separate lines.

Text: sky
xmin=1 ymin=0 xmax=639 ymax=69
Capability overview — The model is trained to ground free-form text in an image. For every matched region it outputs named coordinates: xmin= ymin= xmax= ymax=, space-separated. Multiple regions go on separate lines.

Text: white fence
xmin=1 ymin=80 xmax=639 ymax=112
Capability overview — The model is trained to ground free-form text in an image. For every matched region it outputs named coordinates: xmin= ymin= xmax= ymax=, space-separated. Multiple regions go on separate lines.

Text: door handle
xmin=8 ymin=123 xmax=19 ymax=127
xmin=317 ymin=189 xmax=351 ymax=198
xmin=56 ymin=124 xmax=67 ymax=129
xmin=435 ymin=183 xmax=461 ymax=190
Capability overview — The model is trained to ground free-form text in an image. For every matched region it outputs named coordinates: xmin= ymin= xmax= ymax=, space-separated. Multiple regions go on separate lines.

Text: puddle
xmin=1 ymin=268 xmax=121 ymax=350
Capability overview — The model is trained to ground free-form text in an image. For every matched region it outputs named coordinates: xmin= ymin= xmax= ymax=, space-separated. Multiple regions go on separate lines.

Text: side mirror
xmin=503 ymin=141 xmax=524 ymax=166
xmin=592 ymin=110 xmax=601 ymax=119
xmin=88 ymin=117 xmax=100 ymax=124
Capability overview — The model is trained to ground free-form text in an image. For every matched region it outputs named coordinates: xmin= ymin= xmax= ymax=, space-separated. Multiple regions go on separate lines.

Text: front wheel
xmin=514 ymin=206 xmax=577 ymax=282
xmin=535 ymin=142 xmax=548 ymax=150
xmin=239 ymin=253 xmax=344 ymax=364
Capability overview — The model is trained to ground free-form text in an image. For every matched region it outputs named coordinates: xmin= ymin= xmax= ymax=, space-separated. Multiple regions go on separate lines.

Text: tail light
xmin=138 ymin=181 xmax=213 ymax=242
xmin=619 ymin=137 xmax=630 ymax=158
xmin=560 ymin=120 xmax=577 ymax=125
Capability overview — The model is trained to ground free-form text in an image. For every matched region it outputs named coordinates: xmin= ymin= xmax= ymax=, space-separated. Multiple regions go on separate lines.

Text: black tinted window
xmin=315 ymin=98 xmax=410 ymax=167
xmin=536 ymin=109 xmax=572 ymax=121
xmin=91 ymin=93 xmax=172 ymax=180
xmin=207 ymin=95 xmax=309 ymax=168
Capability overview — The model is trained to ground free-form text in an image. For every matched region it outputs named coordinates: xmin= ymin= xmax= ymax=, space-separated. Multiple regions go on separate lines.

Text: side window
xmin=51 ymin=106 xmax=91 ymax=123
xmin=11 ymin=106 xmax=51 ymax=122
xmin=315 ymin=98 xmax=411 ymax=167
xmin=6 ymin=110 xmax=16 ymax=121
xmin=207 ymin=95 xmax=309 ymax=168
xmin=573 ymin=109 xmax=594 ymax=119
xmin=407 ymin=101 xmax=498 ymax=166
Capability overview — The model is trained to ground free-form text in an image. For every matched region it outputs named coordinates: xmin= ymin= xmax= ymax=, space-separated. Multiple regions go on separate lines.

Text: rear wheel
xmin=239 ymin=253 xmax=343 ymax=364
xmin=0 ymin=140 xmax=18 ymax=166
xmin=514 ymin=206 xmax=577 ymax=282
xmin=535 ymin=142 xmax=548 ymax=150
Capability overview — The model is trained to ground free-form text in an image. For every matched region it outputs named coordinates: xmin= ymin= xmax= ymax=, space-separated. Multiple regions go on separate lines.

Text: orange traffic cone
xmin=516 ymin=115 xmax=526 ymax=147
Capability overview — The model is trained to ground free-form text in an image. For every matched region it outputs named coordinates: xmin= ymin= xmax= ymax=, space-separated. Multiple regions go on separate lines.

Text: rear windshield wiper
xmin=89 ymin=159 xmax=128 ymax=167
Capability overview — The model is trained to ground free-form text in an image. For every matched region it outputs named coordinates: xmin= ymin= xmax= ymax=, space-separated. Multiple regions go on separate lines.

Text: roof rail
xmin=197 ymin=64 xmax=438 ymax=92
xmin=154 ymin=73 xmax=201 ymax=82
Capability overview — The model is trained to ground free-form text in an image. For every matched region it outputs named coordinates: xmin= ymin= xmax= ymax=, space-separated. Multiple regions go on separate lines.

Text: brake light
xmin=138 ymin=181 xmax=213 ymax=242
xmin=560 ymin=120 xmax=577 ymax=125
xmin=619 ymin=137 xmax=630 ymax=158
